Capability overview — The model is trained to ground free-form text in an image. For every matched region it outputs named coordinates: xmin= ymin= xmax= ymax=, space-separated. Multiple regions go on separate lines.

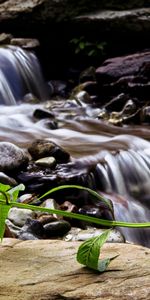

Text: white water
xmin=0 ymin=46 xmax=48 ymax=104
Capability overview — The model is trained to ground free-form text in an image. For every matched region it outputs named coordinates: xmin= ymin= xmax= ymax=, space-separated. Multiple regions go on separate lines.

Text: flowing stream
xmin=0 ymin=46 xmax=150 ymax=247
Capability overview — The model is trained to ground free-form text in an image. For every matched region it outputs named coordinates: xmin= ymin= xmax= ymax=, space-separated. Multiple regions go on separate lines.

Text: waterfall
xmin=0 ymin=46 xmax=48 ymax=105
xmin=0 ymin=45 xmax=149 ymax=246
xmin=94 ymin=148 xmax=150 ymax=246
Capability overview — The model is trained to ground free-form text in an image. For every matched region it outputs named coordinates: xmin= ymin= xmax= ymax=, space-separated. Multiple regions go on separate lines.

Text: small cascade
xmin=0 ymin=46 xmax=48 ymax=105
xmin=94 ymin=149 xmax=150 ymax=246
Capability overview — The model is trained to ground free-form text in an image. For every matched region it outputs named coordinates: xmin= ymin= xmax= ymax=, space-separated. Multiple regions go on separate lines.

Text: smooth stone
xmin=8 ymin=207 xmax=36 ymax=227
xmin=0 ymin=239 xmax=149 ymax=300
xmin=0 ymin=172 xmax=17 ymax=186
xmin=35 ymin=156 xmax=56 ymax=168
xmin=44 ymin=220 xmax=71 ymax=237
xmin=0 ymin=142 xmax=29 ymax=172
xmin=64 ymin=227 xmax=125 ymax=242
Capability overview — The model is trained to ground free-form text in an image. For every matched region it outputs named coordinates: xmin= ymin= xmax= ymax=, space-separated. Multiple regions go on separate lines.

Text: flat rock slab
xmin=0 ymin=238 xmax=149 ymax=300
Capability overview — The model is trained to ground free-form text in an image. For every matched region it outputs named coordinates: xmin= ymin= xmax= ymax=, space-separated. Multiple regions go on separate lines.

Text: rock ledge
xmin=0 ymin=238 xmax=149 ymax=300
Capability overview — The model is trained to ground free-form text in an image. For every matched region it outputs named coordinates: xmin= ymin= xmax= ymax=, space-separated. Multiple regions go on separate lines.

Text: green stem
xmin=38 ymin=185 xmax=112 ymax=210
xmin=0 ymin=190 xmax=9 ymax=205
xmin=0 ymin=199 xmax=149 ymax=228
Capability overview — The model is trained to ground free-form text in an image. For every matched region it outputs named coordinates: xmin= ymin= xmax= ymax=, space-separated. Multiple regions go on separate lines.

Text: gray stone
xmin=8 ymin=207 xmax=36 ymax=227
xmin=0 ymin=239 xmax=149 ymax=300
xmin=0 ymin=142 xmax=29 ymax=172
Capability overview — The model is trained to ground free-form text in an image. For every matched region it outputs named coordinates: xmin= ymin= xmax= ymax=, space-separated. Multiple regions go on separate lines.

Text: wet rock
xmin=8 ymin=207 xmax=36 ymax=227
xmin=0 ymin=32 xmax=13 ymax=44
xmin=96 ymin=51 xmax=150 ymax=84
xmin=28 ymin=140 xmax=70 ymax=163
xmin=36 ymin=119 xmax=58 ymax=130
xmin=141 ymin=106 xmax=150 ymax=123
xmin=73 ymin=91 xmax=91 ymax=106
xmin=103 ymin=93 xmax=133 ymax=112
xmin=64 ymin=227 xmax=125 ymax=242
xmin=10 ymin=38 xmax=40 ymax=49
xmin=0 ymin=142 xmax=29 ymax=172
xmin=18 ymin=218 xmax=44 ymax=240
xmin=0 ymin=172 xmax=17 ymax=186
xmin=33 ymin=108 xmax=54 ymax=119
xmin=35 ymin=156 xmax=56 ymax=168
xmin=44 ymin=220 xmax=71 ymax=238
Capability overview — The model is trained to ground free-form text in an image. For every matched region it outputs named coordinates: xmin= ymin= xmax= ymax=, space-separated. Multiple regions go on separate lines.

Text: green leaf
xmin=7 ymin=184 xmax=25 ymax=202
xmin=0 ymin=183 xmax=11 ymax=193
xmin=79 ymin=42 xmax=85 ymax=50
xmin=0 ymin=203 xmax=10 ymax=241
xmin=77 ymin=229 xmax=111 ymax=271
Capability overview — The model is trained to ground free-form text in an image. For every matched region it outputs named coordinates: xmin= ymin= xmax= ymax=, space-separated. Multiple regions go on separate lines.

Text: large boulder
xmin=0 ymin=1 xmax=149 ymax=35
xmin=0 ymin=238 xmax=149 ymax=300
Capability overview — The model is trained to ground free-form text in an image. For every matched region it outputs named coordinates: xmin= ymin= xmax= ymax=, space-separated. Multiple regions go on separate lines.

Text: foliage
xmin=70 ymin=36 xmax=107 ymax=59
xmin=0 ymin=183 xmax=150 ymax=273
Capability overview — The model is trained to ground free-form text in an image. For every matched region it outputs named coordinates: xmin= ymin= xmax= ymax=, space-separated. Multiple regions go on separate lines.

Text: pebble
xmin=35 ymin=156 xmax=56 ymax=168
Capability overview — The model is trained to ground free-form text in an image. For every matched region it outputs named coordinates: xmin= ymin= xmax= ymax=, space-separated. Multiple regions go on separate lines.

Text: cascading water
xmin=0 ymin=46 xmax=149 ymax=247
xmin=0 ymin=46 xmax=48 ymax=105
